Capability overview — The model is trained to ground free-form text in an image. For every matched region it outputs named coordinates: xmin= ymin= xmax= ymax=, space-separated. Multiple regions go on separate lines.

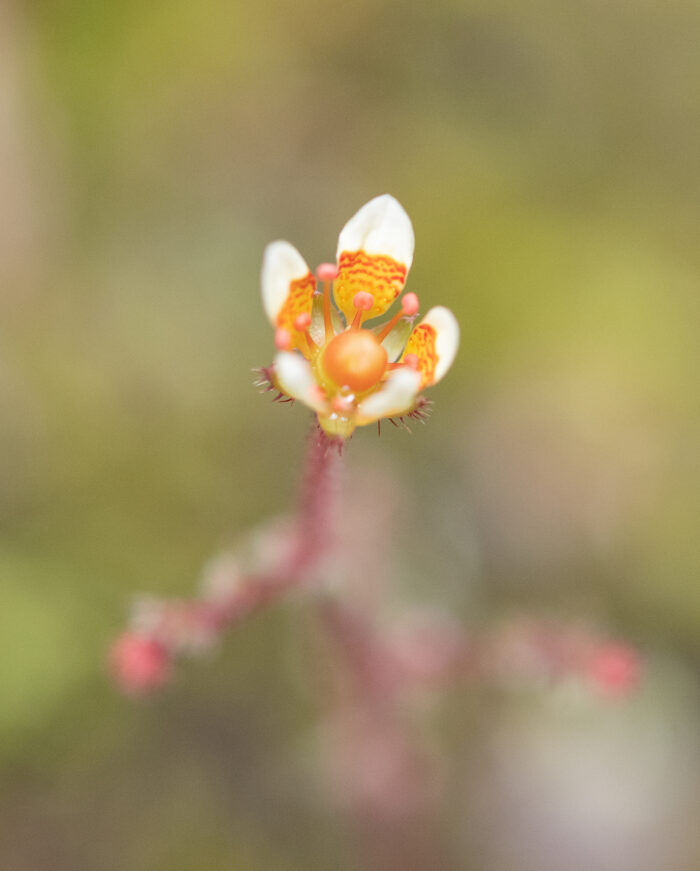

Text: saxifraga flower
xmin=260 ymin=195 xmax=459 ymax=439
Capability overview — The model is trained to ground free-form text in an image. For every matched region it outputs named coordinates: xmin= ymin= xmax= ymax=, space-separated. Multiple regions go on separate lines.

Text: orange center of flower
xmin=321 ymin=329 xmax=388 ymax=393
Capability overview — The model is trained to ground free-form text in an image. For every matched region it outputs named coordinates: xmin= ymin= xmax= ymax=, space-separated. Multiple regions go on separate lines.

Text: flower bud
xmin=110 ymin=633 xmax=171 ymax=696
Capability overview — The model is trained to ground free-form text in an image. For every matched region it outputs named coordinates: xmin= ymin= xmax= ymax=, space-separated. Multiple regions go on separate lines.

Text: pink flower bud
xmin=110 ymin=633 xmax=171 ymax=696
xmin=587 ymin=642 xmax=641 ymax=696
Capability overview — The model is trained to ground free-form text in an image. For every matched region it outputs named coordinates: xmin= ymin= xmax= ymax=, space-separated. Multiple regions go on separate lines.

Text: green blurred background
xmin=1 ymin=1 xmax=699 ymax=868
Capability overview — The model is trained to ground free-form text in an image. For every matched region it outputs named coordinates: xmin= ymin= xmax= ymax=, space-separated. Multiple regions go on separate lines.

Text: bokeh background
xmin=2 ymin=0 xmax=699 ymax=868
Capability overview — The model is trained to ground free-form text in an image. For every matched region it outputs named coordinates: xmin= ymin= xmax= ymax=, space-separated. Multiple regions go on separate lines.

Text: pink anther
xmin=294 ymin=312 xmax=312 ymax=331
xmin=401 ymin=292 xmax=420 ymax=316
xmin=274 ymin=327 xmax=292 ymax=350
xmin=404 ymin=354 xmax=419 ymax=370
xmin=353 ymin=291 xmax=374 ymax=312
xmin=316 ymin=262 xmax=339 ymax=282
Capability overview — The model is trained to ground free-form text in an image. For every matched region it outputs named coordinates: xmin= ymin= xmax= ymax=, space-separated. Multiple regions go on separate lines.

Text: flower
xmin=260 ymin=195 xmax=459 ymax=439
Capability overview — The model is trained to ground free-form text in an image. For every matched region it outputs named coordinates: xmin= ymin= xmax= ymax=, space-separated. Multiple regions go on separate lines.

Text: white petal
xmin=336 ymin=194 xmax=414 ymax=270
xmin=274 ymin=351 xmax=328 ymax=414
xmin=261 ymin=241 xmax=311 ymax=324
xmin=420 ymin=306 xmax=459 ymax=383
xmin=355 ymin=367 xmax=422 ymax=425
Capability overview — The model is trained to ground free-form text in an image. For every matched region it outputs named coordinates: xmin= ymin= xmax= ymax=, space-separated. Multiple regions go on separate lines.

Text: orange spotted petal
xmin=402 ymin=306 xmax=459 ymax=389
xmin=261 ymin=241 xmax=317 ymax=355
xmin=334 ymin=195 xmax=414 ymax=321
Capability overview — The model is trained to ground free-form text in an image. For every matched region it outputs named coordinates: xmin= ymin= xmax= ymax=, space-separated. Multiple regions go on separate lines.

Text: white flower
xmin=260 ymin=195 xmax=459 ymax=438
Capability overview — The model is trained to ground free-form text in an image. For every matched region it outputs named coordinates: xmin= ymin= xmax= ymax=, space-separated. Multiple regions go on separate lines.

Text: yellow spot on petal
xmin=403 ymin=323 xmax=438 ymax=388
xmin=334 ymin=251 xmax=407 ymax=321
xmin=275 ymin=272 xmax=317 ymax=355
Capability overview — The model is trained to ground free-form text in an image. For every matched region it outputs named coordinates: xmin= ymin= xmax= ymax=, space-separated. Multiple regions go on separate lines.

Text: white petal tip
xmin=336 ymin=194 xmax=414 ymax=269
xmin=274 ymin=351 xmax=328 ymax=414
xmin=355 ymin=367 xmax=422 ymax=425
xmin=261 ymin=241 xmax=311 ymax=323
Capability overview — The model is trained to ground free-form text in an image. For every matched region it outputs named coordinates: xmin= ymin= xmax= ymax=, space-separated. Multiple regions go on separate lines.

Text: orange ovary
xmin=322 ymin=329 xmax=388 ymax=393
xmin=334 ymin=251 xmax=407 ymax=321
xmin=403 ymin=323 xmax=438 ymax=388
xmin=275 ymin=272 xmax=317 ymax=355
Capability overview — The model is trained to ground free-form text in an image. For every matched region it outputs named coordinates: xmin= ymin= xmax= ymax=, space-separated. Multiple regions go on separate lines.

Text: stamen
xmin=350 ymin=291 xmax=374 ymax=329
xmin=316 ymin=263 xmax=338 ymax=341
xmin=376 ymin=292 xmax=420 ymax=342
xmin=294 ymin=312 xmax=318 ymax=354
xmin=274 ymin=327 xmax=292 ymax=350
